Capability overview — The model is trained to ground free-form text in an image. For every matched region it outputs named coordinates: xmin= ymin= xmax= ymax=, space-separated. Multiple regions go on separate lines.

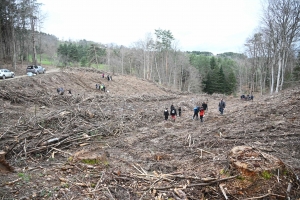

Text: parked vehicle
xmin=0 ymin=69 xmax=15 ymax=79
xmin=26 ymin=65 xmax=46 ymax=74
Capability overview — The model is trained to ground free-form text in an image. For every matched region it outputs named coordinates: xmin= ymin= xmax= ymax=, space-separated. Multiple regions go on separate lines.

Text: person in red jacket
xmin=170 ymin=106 xmax=177 ymax=122
xmin=199 ymin=107 xmax=205 ymax=122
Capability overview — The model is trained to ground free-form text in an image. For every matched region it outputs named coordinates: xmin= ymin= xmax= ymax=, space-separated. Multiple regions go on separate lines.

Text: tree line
xmin=1 ymin=0 xmax=299 ymax=95
xmin=244 ymin=0 xmax=300 ymax=94
xmin=0 ymin=0 xmax=58 ymax=69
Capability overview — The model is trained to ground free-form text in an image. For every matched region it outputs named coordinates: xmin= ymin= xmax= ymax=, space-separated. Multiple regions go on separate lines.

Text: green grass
xmin=18 ymin=173 xmax=31 ymax=182
xmin=261 ymin=171 xmax=272 ymax=179
xmin=41 ymin=59 xmax=53 ymax=65
xmin=90 ymin=64 xmax=106 ymax=70
xmin=81 ymin=159 xmax=100 ymax=165
xmin=24 ymin=54 xmax=54 ymax=66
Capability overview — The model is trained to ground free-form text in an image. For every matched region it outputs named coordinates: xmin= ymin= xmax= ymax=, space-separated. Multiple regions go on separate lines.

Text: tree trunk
xmin=121 ymin=49 xmax=124 ymax=75
xmin=155 ymin=56 xmax=161 ymax=84
xmin=150 ymin=51 xmax=153 ymax=81
xmin=31 ymin=17 xmax=37 ymax=65
xmin=11 ymin=18 xmax=16 ymax=70
xmin=275 ymin=52 xmax=282 ymax=93
xmin=94 ymin=45 xmax=99 ymax=67
xmin=270 ymin=57 xmax=275 ymax=94
xmin=280 ymin=50 xmax=288 ymax=91
xmin=129 ymin=57 xmax=132 ymax=75
xmin=143 ymin=49 xmax=146 ymax=79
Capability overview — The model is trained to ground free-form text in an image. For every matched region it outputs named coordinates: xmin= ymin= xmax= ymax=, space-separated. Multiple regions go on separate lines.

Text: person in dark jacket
xmin=202 ymin=102 xmax=208 ymax=112
xmin=218 ymin=99 xmax=226 ymax=114
xmin=164 ymin=108 xmax=169 ymax=121
xmin=178 ymin=107 xmax=182 ymax=117
xmin=170 ymin=106 xmax=177 ymax=122
xmin=170 ymin=104 xmax=175 ymax=111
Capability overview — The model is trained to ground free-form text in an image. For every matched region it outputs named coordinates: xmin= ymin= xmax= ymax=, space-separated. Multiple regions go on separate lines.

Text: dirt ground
xmin=0 ymin=67 xmax=300 ymax=200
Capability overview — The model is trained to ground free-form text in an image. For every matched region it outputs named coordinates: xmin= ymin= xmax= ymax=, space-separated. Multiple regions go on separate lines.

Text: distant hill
xmin=216 ymin=52 xmax=247 ymax=59
xmin=186 ymin=51 xmax=214 ymax=56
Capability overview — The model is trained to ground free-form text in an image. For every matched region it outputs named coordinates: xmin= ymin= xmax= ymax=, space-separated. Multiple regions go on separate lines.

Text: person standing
xmin=193 ymin=106 xmax=199 ymax=120
xmin=218 ymin=99 xmax=226 ymax=115
xmin=164 ymin=108 xmax=169 ymax=121
xmin=57 ymin=87 xmax=64 ymax=95
xmin=102 ymin=73 xmax=105 ymax=78
xmin=178 ymin=107 xmax=182 ymax=117
xmin=202 ymin=102 xmax=208 ymax=113
xmin=199 ymin=107 xmax=205 ymax=122
xmin=170 ymin=106 xmax=177 ymax=122
xmin=170 ymin=104 xmax=175 ymax=111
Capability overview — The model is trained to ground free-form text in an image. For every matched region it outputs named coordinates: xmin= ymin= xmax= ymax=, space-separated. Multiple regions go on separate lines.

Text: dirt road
xmin=1 ymin=68 xmax=60 ymax=81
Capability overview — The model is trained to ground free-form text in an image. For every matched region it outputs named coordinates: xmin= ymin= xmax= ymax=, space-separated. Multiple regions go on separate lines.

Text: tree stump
xmin=0 ymin=151 xmax=5 ymax=160
xmin=228 ymin=146 xmax=284 ymax=176
xmin=0 ymin=151 xmax=14 ymax=173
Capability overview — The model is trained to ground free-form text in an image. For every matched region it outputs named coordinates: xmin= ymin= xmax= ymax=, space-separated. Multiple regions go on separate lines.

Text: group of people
xmin=164 ymin=99 xmax=227 ymax=122
xmin=240 ymin=94 xmax=254 ymax=101
xmin=96 ymin=83 xmax=106 ymax=92
xmin=164 ymin=102 xmax=210 ymax=122
xmin=56 ymin=73 xmax=110 ymax=96
xmin=103 ymin=73 xmax=112 ymax=81
xmin=56 ymin=88 xmax=72 ymax=95
xmin=98 ymin=73 xmax=112 ymax=92
xmin=192 ymin=102 xmax=208 ymax=122
xmin=164 ymin=105 xmax=181 ymax=122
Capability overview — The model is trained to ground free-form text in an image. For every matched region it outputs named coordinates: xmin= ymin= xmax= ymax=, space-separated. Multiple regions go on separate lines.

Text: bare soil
xmin=0 ymin=67 xmax=300 ymax=200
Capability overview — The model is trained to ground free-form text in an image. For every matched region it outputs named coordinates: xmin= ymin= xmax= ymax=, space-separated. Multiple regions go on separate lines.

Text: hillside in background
xmin=0 ymin=67 xmax=300 ymax=199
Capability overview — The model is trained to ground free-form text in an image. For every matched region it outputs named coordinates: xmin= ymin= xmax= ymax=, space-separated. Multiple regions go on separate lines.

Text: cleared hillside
xmin=0 ymin=67 xmax=299 ymax=199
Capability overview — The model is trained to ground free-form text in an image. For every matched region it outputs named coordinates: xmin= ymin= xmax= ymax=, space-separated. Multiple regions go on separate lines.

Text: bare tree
xmin=261 ymin=0 xmax=300 ymax=93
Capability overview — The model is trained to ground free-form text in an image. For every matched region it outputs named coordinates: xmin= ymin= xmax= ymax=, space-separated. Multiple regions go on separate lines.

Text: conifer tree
xmin=226 ymin=70 xmax=237 ymax=94
xmin=217 ymin=66 xmax=226 ymax=94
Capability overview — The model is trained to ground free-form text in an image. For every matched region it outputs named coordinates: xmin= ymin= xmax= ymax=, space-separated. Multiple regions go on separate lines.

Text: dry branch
xmin=242 ymin=193 xmax=285 ymax=200
xmin=147 ymin=175 xmax=237 ymax=190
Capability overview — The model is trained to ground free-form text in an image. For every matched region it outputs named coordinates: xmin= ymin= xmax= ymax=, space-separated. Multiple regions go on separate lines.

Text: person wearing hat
xmin=218 ymin=99 xmax=226 ymax=114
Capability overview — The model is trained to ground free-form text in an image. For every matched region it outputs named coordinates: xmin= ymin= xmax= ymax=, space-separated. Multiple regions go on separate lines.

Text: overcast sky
xmin=38 ymin=0 xmax=263 ymax=55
